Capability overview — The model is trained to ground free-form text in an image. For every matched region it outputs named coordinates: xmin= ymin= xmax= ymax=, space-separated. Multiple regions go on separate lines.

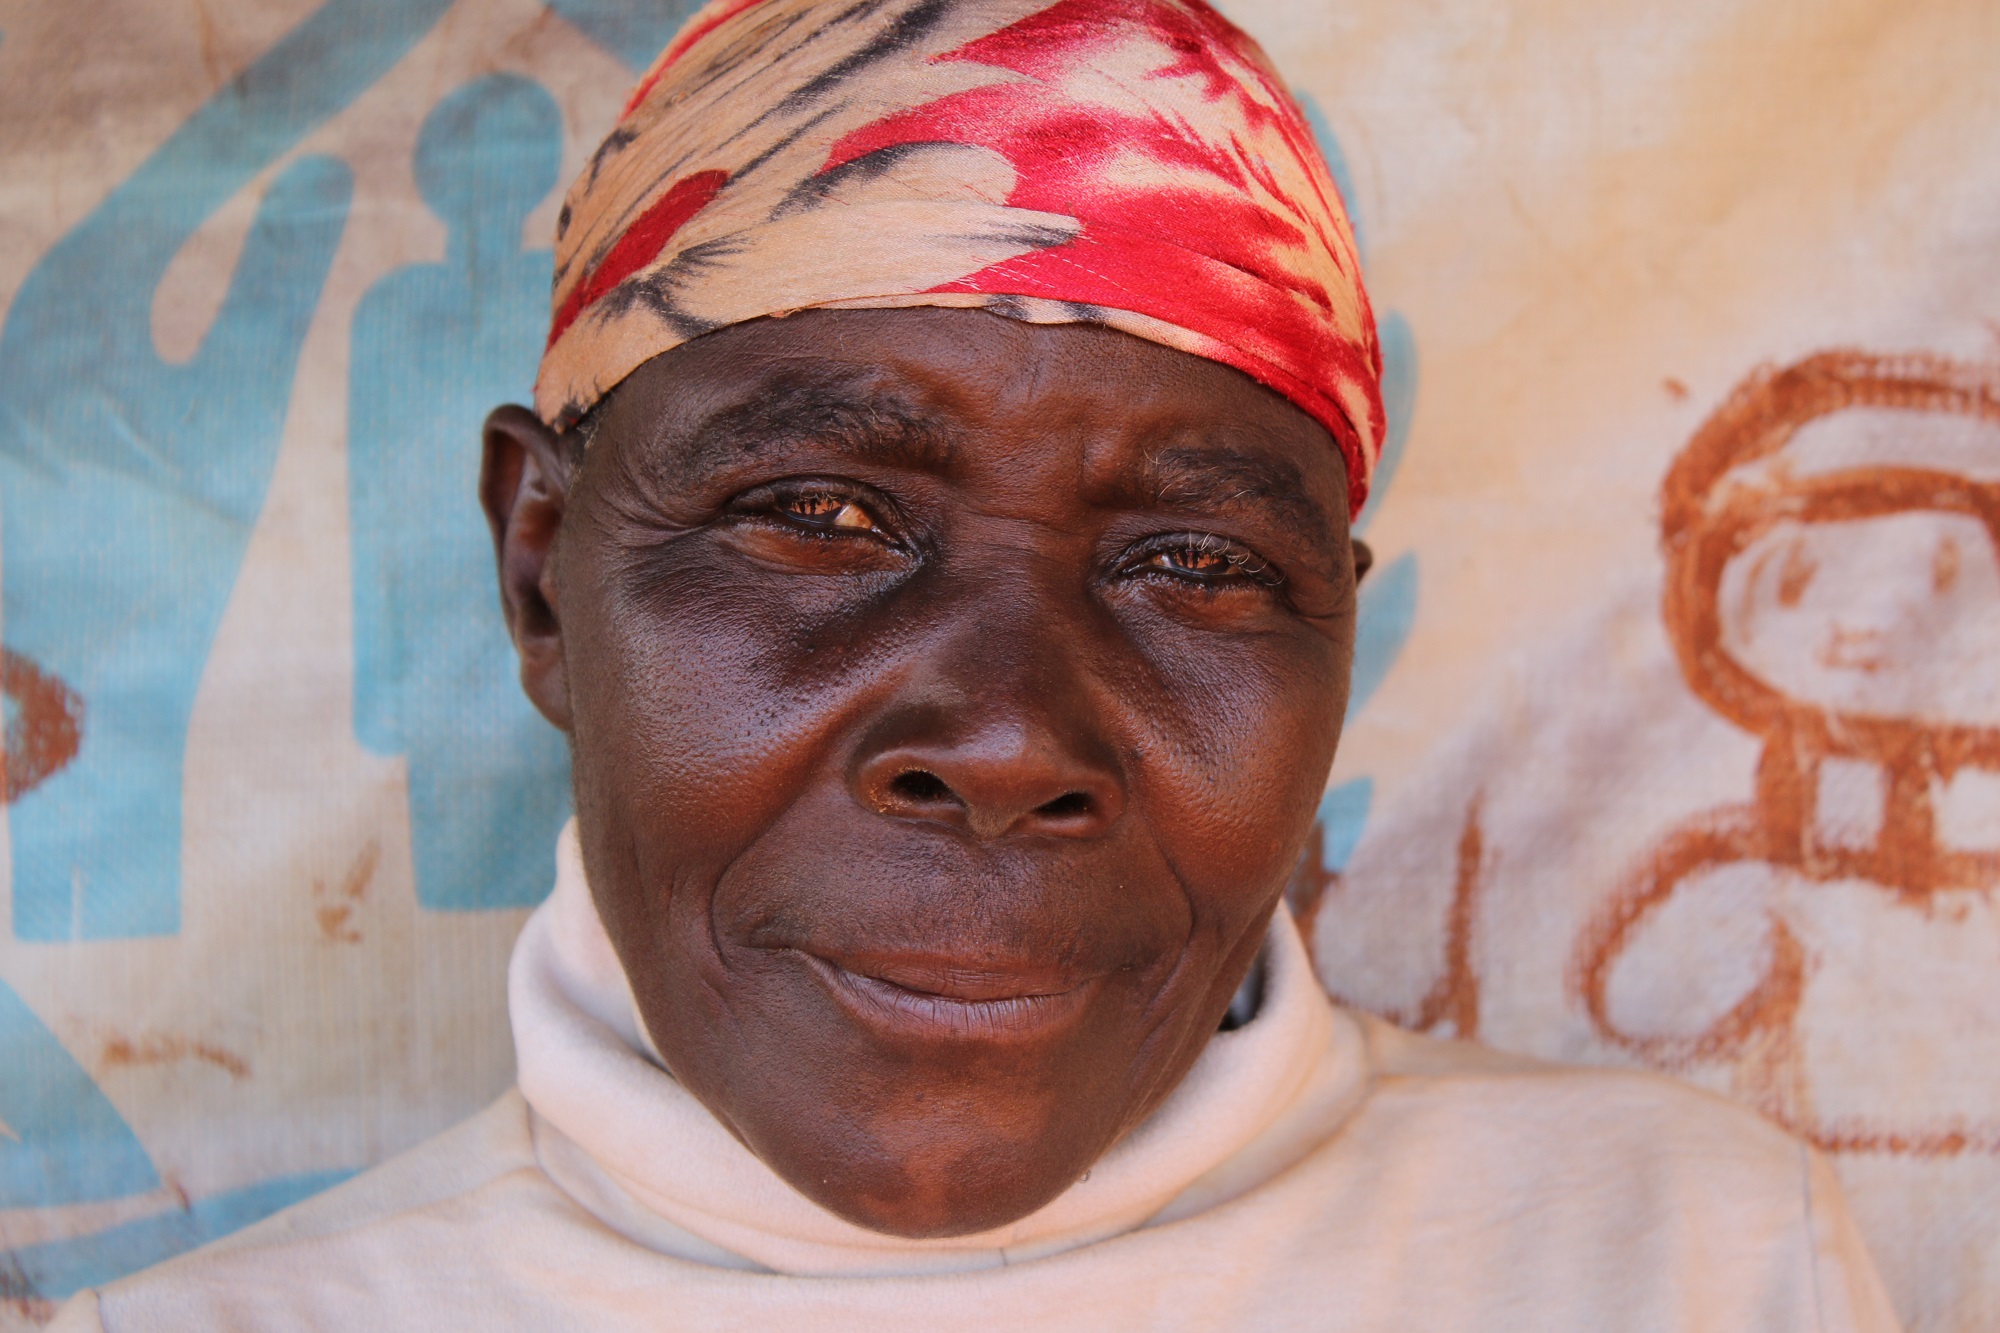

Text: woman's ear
xmin=481 ymin=404 xmax=573 ymax=731
xmin=1351 ymin=538 xmax=1374 ymax=584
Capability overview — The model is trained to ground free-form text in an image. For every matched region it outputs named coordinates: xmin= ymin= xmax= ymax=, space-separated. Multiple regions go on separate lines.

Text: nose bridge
xmin=937 ymin=550 xmax=1102 ymax=741
xmin=850 ymin=553 xmax=1125 ymax=840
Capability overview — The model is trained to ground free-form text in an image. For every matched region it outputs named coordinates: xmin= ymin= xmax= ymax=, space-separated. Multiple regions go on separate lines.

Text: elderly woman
xmin=55 ymin=0 xmax=1896 ymax=1327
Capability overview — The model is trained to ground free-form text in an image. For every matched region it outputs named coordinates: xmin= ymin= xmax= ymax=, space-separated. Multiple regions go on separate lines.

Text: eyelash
xmin=1125 ymin=532 xmax=1285 ymax=590
xmin=743 ymin=483 xmax=900 ymax=542
xmin=735 ymin=484 xmax=1283 ymax=592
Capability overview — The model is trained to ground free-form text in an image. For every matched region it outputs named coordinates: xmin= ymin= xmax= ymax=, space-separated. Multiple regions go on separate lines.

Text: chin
xmin=661 ymin=940 xmax=1193 ymax=1239
xmin=756 ymin=1092 xmax=1114 ymax=1239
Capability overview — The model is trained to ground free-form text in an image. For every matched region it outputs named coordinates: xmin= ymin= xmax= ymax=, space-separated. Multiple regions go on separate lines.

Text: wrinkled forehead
xmin=582 ymin=306 xmax=1350 ymax=550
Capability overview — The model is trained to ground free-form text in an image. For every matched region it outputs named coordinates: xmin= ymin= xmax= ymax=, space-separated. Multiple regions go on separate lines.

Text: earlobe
xmin=481 ymin=404 xmax=574 ymax=731
xmin=1351 ymin=538 xmax=1374 ymax=584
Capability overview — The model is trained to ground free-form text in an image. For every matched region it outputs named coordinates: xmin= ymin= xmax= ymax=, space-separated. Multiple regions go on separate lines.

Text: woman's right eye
xmin=778 ymin=491 xmax=882 ymax=534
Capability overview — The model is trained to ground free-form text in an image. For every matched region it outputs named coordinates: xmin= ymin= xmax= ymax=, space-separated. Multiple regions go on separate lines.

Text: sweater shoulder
xmin=1342 ymin=1009 xmax=1832 ymax=1214
xmin=1353 ymin=1010 xmax=1801 ymax=1151
xmin=204 ymin=1089 xmax=536 ymax=1253
xmin=78 ymin=1091 xmax=541 ymax=1328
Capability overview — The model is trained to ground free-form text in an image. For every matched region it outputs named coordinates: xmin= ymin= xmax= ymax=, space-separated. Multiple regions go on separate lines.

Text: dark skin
xmin=481 ymin=306 xmax=1369 ymax=1239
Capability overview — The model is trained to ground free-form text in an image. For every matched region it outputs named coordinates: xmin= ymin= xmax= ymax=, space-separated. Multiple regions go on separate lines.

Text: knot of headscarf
xmin=535 ymin=0 xmax=1385 ymax=514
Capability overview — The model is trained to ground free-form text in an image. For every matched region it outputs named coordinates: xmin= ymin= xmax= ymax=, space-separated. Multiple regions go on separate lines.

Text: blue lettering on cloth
xmin=2 ymin=1169 xmax=355 ymax=1305
xmin=348 ymin=75 xmax=572 ymax=910
xmin=0 ymin=977 xmax=157 ymax=1208
xmin=546 ymin=0 xmax=709 ymax=71
xmin=0 ymin=0 xmax=456 ymax=940
xmin=0 ymin=0 xmax=661 ymax=1290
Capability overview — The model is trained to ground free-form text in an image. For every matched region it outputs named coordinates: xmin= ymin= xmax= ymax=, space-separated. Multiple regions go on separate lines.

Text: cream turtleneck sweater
xmin=56 ymin=824 xmax=1898 ymax=1330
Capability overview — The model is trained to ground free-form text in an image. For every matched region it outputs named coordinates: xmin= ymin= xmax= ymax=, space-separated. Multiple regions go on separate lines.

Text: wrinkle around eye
xmin=724 ymin=477 xmax=917 ymax=556
xmin=712 ymin=506 xmax=916 ymax=577
xmin=1103 ymin=553 xmax=1355 ymax=637
xmin=1127 ymin=532 xmax=1285 ymax=589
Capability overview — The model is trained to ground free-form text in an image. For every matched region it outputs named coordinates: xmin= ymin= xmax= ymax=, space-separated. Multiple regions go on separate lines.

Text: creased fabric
xmin=533 ymin=0 xmax=1385 ymax=513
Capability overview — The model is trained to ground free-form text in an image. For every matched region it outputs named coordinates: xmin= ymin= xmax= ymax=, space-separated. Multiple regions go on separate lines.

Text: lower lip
xmin=800 ymin=953 xmax=1093 ymax=1041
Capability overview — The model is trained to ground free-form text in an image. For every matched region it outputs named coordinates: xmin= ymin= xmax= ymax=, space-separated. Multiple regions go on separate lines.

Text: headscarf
xmin=535 ymin=0 xmax=1385 ymax=513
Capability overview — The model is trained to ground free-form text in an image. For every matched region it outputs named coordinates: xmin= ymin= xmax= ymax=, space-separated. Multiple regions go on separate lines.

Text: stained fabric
xmin=534 ymin=0 xmax=1385 ymax=513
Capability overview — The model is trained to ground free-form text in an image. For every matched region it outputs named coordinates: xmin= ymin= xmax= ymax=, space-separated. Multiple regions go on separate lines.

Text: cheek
xmin=563 ymin=538 xmax=921 ymax=864
xmin=1121 ymin=626 xmax=1346 ymax=896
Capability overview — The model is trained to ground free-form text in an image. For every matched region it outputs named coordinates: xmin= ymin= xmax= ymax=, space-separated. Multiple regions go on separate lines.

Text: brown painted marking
xmin=1571 ymin=808 xmax=1806 ymax=1066
xmin=0 ymin=1251 xmax=54 ymax=1324
xmin=98 ymin=1031 xmax=250 ymax=1080
xmin=1398 ymin=798 xmax=1485 ymax=1037
xmin=1308 ymin=797 xmax=1486 ymax=1039
xmin=190 ymin=0 xmax=226 ymax=89
xmin=1 ymin=648 xmax=83 ymax=803
xmin=1574 ymin=348 xmax=2000 ymax=1156
xmin=1663 ymin=377 xmax=1691 ymax=403
xmin=1804 ymin=1121 xmax=2000 ymax=1157
xmin=313 ymin=839 xmax=380 ymax=944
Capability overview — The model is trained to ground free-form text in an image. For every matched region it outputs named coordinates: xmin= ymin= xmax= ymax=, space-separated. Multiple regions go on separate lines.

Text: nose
xmin=849 ymin=642 xmax=1126 ymax=842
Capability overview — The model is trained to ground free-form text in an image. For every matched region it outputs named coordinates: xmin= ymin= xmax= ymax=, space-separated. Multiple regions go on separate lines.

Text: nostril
xmin=889 ymin=769 xmax=958 ymax=806
xmin=1035 ymin=791 xmax=1093 ymax=820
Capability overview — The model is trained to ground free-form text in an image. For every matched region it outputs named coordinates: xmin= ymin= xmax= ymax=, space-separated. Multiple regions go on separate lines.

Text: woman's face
xmin=1721 ymin=507 xmax=2000 ymax=727
xmin=485 ymin=306 xmax=1361 ymax=1238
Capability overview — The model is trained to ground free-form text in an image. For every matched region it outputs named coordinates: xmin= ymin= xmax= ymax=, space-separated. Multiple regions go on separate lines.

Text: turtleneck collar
xmin=511 ymin=820 xmax=1367 ymax=1278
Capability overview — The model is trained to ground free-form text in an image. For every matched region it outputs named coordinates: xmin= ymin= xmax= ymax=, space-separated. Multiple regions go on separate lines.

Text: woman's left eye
xmin=777 ymin=491 xmax=882 ymax=533
xmin=1130 ymin=534 xmax=1282 ymax=588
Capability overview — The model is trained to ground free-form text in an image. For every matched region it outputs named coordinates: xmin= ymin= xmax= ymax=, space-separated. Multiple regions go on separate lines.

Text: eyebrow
xmin=674 ymin=371 xmax=955 ymax=481
xmin=648 ymin=372 xmax=1338 ymax=554
xmin=1138 ymin=445 xmax=1339 ymax=554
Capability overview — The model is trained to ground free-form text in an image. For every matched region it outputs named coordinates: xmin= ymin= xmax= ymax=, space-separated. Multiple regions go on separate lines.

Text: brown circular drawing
xmin=1572 ymin=349 xmax=2000 ymax=1156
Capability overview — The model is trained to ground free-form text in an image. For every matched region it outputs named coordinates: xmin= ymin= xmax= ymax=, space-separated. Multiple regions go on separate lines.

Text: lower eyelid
xmin=745 ymin=511 xmax=910 ymax=556
xmin=1127 ymin=563 xmax=1274 ymax=593
xmin=1143 ymin=546 xmax=1280 ymax=580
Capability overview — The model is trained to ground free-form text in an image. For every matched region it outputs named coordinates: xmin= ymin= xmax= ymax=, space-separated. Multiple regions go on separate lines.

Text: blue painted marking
xmin=0 ymin=977 xmax=157 ymax=1207
xmin=0 ymin=0 xmax=456 ymax=940
xmin=1 ymin=1168 xmax=353 ymax=1301
xmin=546 ymin=0 xmax=708 ymax=71
xmin=1356 ymin=311 xmax=1417 ymax=537
xmin=1315 ymin=777 xmax=1374 ymax=873
xmin=348 ymin=75 xmax=572 ymax=910
xmin=1348 ymin=550 xmax=1418 ymax=723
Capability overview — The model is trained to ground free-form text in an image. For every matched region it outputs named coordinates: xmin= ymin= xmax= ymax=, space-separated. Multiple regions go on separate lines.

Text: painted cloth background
xmin=0 ymin=1 xmax=1992 ymax=1329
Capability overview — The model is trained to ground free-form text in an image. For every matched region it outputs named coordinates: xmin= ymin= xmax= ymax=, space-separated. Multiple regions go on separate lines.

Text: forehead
xmin=591 ymin=306 xmax=1349 ymax=530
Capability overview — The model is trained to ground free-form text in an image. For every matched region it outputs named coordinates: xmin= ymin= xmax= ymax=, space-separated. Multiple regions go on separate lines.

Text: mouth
xmin=798 ymin=950 xmax=1095 ymax=1041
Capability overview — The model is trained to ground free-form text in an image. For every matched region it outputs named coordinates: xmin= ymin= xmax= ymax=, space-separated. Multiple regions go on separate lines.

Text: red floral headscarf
xmin=536 ymin=0 xmax=1385 ymax=513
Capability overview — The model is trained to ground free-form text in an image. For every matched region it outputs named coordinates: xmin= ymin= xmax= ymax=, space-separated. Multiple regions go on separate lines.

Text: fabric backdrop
xmin=0 ymin=1 xmax=1993 ymax=1328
